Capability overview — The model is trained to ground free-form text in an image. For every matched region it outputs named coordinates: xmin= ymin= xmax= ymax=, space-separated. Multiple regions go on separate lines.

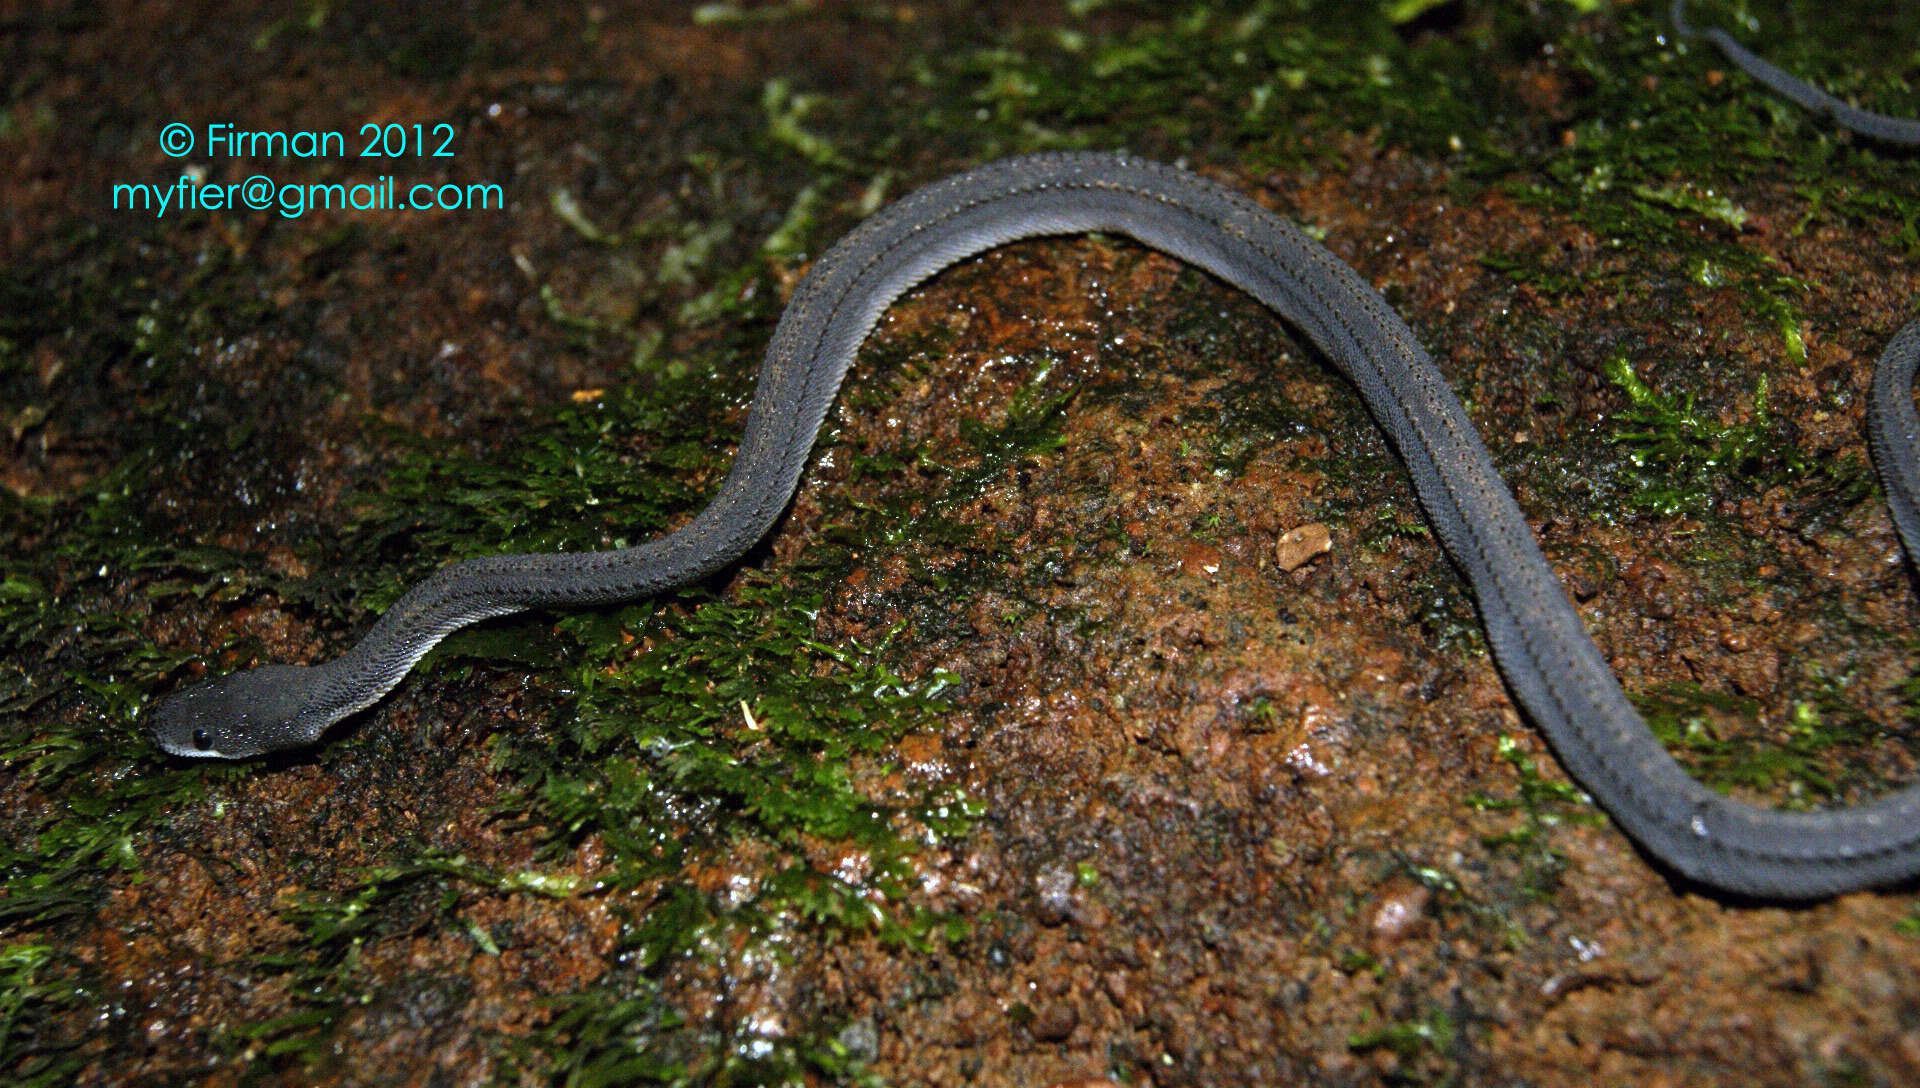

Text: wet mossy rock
xmin=4 ymin=1 xmax=1920 ymax=1085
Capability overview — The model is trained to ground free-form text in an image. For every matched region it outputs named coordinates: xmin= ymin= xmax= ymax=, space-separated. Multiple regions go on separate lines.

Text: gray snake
xmin=151 ymin=7 xmax=1920 ymax=900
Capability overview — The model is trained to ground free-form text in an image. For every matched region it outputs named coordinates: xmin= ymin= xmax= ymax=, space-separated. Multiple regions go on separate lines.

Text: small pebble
xmin=1369 ymin=881 xmax=1431 ymax=944
xmin=1275 ymin=522 xmax=1333 ymax=572
xmin=1030 ymin=1002 xmax=1079 ymax=1042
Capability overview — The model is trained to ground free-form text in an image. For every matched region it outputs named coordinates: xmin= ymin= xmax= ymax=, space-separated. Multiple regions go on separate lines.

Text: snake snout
xmin=149 ymin=665 xmax=321 ymax=760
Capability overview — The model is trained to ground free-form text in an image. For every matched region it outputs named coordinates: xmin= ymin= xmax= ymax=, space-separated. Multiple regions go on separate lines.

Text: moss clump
xmin=225 ymin=365 xmax=976 ymax=1078
xmin=0 ymin=942 xmax=90 ymax=1088
xmin=1636 ymin=679 xmax=1905 ymax=808
xmin=1466 ymin=734 xmax=1604 ymax=897
xmin=1599 ymin=350 xmax=1812 ymax=519
xmin=1348 ymin=1006 xmax=1456 ymax=1063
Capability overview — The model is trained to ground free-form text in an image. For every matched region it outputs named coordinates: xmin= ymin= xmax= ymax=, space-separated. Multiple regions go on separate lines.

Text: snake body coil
xmin=152 ymin=12 xmax=1920 ymax=900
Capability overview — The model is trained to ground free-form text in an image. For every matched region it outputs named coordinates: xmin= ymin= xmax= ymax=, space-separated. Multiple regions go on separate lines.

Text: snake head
xmin=149 ymin=665 xmax=323 ymax=759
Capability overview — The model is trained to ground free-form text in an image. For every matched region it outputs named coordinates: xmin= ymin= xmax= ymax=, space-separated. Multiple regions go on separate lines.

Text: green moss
xmin=1347 ymin=1006 xmax=1455 ymax=1062
xmin=0 ymin=943 xmax=89 ymax=1088
xmin=484 ymin=575 xmax=973 ymax=1084
xmin=762 ymin=78 xmax=853 ymax=170
xmin=519 ymin=956 xmax=885 ymax=1088
xmin=1599 ymin=350 xmax=1809 ymax=518
xmin=1486 ymin=0 xmax=1920 ymax=423
xmin=1475 ymin=251 xmax=1597 ymax=300
xmin=0 ymin=203 xmax=978 ymax=1077
xmin=1466 ymin=735 xmax=1603 ymax=897
xmin=344 ymin=379 xmax=735 ymax=610
xmin=239 ymin=378 xmax=972 ymax=1078
xmin=10 ymin=1 xmax=1920 ymax=1081
xmin=0 ymin=252 xmax=275 ymax=957
xmin=838 ymin=348 xmax=1079 ymax=604
xmin=221 ymin=859 xmax=507 ymax=1065
xmin=1896 ymin=905 xmax=1920 ymax=938
xmin=946 ymin=359 xmax=1075 ymax=504
xmin=1336 ymin=946 xmax=1383 ymax=977
xmin=1635 ymin=680 xmax=1899 ymax=807
xmin=511 ymin=582 xmax=971 ymax=892
xmin=900 ymin=0 xmax=1534 ymax=166
xmin=0 ymin=501 xmax=232 ymax=1074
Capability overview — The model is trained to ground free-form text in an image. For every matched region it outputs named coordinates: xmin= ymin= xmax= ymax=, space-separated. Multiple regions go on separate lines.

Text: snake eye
xmin=192 ymin=729 xmax=213 ymax=752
